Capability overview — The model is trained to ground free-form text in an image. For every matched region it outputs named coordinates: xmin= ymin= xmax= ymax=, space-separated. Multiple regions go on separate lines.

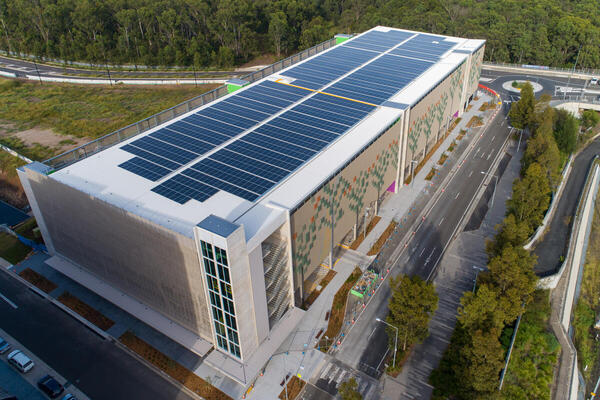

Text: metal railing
xmin=484 ymin=61 xmax=600 ymax=77
xmin=44 ymin=38 xmax=337 ymax=170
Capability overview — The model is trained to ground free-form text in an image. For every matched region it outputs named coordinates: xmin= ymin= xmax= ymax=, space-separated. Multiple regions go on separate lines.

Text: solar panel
xmin=119 ymin=81 xmax=312 ymax=181
xmin=152 ymin=94 xmax=375 ymax=203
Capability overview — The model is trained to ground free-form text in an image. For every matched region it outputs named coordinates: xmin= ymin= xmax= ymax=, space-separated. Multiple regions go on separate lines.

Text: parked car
xmin=37 ymin=375 xmax=64 ymax=399
xmin=0 ymin=338 xmax=10 ymax=354
xmin=60 ymin=395 xmax=77 ymax=400
xmin=591 ymin=77 xmax=599 ymax=85
xmin=6 ymin=350 xmax=34 ymax=373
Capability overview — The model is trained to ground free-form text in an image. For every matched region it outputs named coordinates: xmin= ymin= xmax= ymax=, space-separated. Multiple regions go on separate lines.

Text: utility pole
xmin=564 ymin=44 xmax=582 ymax=100
xmin=105 ymin=63 xmax=113 ymax=86
xmin=472 ymin=266 xmax=484 ymax=292
xmin=33 ymin=60 xmax=42 ymax=85
xmin=376 ymin=318 xmax=398 ymax=368
xmin=192 ymin=63 xmax=198 ymax=87
xmin=410 ymin=160 xmax=418 ymax=187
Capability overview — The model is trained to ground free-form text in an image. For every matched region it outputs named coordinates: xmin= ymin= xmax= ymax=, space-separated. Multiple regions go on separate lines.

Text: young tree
xmin=523 ymin=107 xmax=561 ymax=188
xmin=338 ymin=377 xmax=362 ymax=400
xmin=581 ymin=109 xmax=600 ymax=131
xmin=458 ymin=284 xmax=505 ymax=332
xmin=553 ymin=108 xmax=579 ymax=154
xmin=508 ymin=82 xmax=535 ymax=130
xmin=461 ymin=328 xmax=504 ymax=399
xmin=508 ymin=162 xmax=551 ymax=234
xmin=387 ymin=275 xmax=438 ymax=351
xmin=487 ymin=214 xmax=531 ymax=258
xmin=483 ymin=245 xmax=537 ymax=323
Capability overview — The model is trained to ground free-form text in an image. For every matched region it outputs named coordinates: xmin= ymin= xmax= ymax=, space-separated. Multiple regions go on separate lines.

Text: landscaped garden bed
xmin=58 ymin=292 xmax=115 ymax=331
xmin=19 ymin=268 xmax=56 ymax=293
xmin=367 ymin=221 xmax=398 ymax=256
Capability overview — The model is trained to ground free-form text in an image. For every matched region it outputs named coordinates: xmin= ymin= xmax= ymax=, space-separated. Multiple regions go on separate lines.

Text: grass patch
xmin=0 ymin=232 xmax=30 ymax=264
xmin=317 ymin=267 xmax=362 ymax=352
xmin=19 ymin=267 xmax=56 ymax=293
xmin=448 ymin=141 xmax=456 ymax=152
xmin=303 ymin=270 xmax=337 ymax=308
xmin=457 ymin=129 xmax=467 ymax=140
xmin=466 ymin=104 xmax=473 ymax=112
xmin=120 ymin=331 xmax=231 ymax=400
xmin=499 ymin=290 xmax=560 ymax=399
xmin=479 ymin=102 xmax=497 ymax=112
xmin=0 ymin=78 xmax=217 ymax=140
xmin=58 ymin=292 xmax=115 ymax=331
xmin=367 ymin=221 xmax=398 ymax=256
xmin=511 ymin=80 xmax=527 ymax=89
xmin=437 ymin=154 xmax=448 ymax=165
xmin=466 ymin=115 xmax=484 ymax=128
xmin=425 ymin=168 xmax=436 ymax=181
xmin=278 ymin=376 xmax=305 ymax=400
xmin=349 ymin=216 xmax=381 ymax=250
xmin=13 ymin=218 xmax=42 ymax=243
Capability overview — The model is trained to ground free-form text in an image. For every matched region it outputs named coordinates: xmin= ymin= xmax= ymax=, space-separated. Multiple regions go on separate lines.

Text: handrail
xmin=43 ymin=38 xmax=337 ymax=170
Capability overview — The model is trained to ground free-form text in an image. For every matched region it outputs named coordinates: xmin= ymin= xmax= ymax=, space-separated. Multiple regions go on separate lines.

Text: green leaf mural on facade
xmin=348 ymin=169 xmax=370 ymax=234
xmin=469 ymin=48 xmax=484 ymax=88
xmin=423 ymin=105 xmax=436 ymax=153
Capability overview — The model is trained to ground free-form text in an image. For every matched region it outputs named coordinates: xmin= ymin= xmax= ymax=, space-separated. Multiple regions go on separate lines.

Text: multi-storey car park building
xmin=18 ymin=27 xmax=484 ymax=383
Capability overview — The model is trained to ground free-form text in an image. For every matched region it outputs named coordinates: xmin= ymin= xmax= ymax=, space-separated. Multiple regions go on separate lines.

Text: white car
xmin=591 ymin=77 xmax=599 ymax=85
xmin=7 ymin=350 xmax=34 ymax=373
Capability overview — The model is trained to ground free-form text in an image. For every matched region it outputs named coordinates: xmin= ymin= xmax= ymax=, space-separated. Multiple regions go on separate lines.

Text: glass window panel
xmin=221 ymin=282 xmax=233 ymax=300
xmin=215 ymin=247 xmax=228 ymax=265
xmin=203 ymin=258 xmax=216 ymax=276
xmin=222 ymin=298 xmax=235 ymax=315
xmin=212 ymin=306 xmax=224 ymax=323
xmin=231 ymin=344 xmax=241 ymax=358
xmin=207 ymin=276 xmax=218 ymax=292
xmin=214 ymin=321 xmax=226 ymax=336
xmin=227 ymin=328 xmax=239 ymax=345
xmin=218 ymin=265 xmax=231 ymax=283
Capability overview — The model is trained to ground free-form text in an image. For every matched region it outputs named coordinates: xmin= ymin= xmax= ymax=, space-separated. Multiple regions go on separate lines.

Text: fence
xmin=43 ymin=38 xmax=337 ymax=170
xmin=484 ymin=62 xmax=600 ymax=77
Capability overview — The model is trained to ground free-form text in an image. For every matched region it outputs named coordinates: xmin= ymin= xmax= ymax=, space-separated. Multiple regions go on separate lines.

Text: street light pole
xmin=472 ymin=266 xmax=484 ymax=292
xmin=481 ymin=171 xmax=499 ymax=208
xmin=516 ymin=128 xmax=523 ymax=152
xmin=410 ymin=160 xmax=418 ymax=187
xmin=363 ymin=207 xmax=370 ymax=238
xmin=376 ymin=318 xmax=398 ymax=368
xmin=564 ymin=44 xmax=582 ymax=100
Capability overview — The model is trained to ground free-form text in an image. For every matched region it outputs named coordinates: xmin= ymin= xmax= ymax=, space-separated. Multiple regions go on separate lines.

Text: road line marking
xmin=438 ymin=217 xmax=445 ymax=226
xmin=468 ymin=171 xmax=473 ymax=177
xmin=501 ymin=119 xmax=505 ymax=126
xmin=368 ymin=327 xmax=377 ymax=340
xmin=491 ymin=135 xmax=495 ymax=142
xmin=455 ymin=192 xmax=460 ymax=199
xmin=420 ymin=248 xmax=426 ymax=256
xmin=0 ymin=293 xmax=17 ymax=309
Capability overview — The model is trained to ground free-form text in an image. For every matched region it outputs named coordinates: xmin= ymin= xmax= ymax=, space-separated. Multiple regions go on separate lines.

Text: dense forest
xmin=0 ymin=0 xmax=599 ymax=69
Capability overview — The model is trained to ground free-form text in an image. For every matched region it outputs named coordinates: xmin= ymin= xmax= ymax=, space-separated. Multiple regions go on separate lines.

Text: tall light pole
xmin=481 ymin=171 xmax=499 ymax=208
xmin=564 ymin=44 xmax=582 ymax=100
xmin=376 ymin=318 xmax=398 ymax=369
xmin=472 ymin=266 xmax=484 ymax=292
xmin=363 ymin=206 xmax=371 ymax=238
xmin=410 ymin=160 xmax=418 ymax=187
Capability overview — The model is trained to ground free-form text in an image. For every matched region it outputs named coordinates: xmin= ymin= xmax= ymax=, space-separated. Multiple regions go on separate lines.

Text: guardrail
xmin=43 ymin=38 xmax=337 ymax=170
xmin=484 ymin=61 xmax=600 ymax=77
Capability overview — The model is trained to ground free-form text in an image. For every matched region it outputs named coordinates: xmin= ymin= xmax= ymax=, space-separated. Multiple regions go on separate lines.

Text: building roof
xmin=49 ymin=26 xmax=484 ymax=244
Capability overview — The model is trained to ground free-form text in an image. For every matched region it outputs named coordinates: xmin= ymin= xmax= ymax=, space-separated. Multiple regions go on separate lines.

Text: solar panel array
xmin=117 ymin=28 xmax=461 ymax=205
xmin=119 ymin=81 xmax=310 ymax=181
xmin=151 ymin=93 xmax=374 ymax=203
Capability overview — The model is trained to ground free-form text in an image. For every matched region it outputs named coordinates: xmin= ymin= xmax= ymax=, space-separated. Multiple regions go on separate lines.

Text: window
xmin=225 ymin=313 xmax=237 ymax=330
xmin=222 ymin=298 xmax=235 ymax=315
xmin=230 ymin=344 xmax=241 ymax=358
xmin=227 ymin=328 xmax=239 ymax=345
xmin=212 ymin=307 xmax=224 ymax=323
xmin=200 ymin=241 xmax=214 ymax=259
xmin=207 ymin=276 xmax=218 ymax=292
xmin=214 ymin=321 xmax=226 ymax=337
xmin=217 ymin=264 xmax=230 ymax=283
xmin=203 ymin=259 xmax=216 ymax=277
xmin=215 ymin=247 xmax=228 ymax=266
xmin=209 ymin=291 xmax=220 ymax=307
xmin=217 ymin=335 xmax=228 ymax=350
xmin=220 ymin=282 xmax=233 ymax=300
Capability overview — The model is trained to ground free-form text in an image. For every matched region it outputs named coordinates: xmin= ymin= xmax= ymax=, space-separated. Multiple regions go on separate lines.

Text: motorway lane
xmin=0 ymin=55 xmax=241 ymax=78
xmin=334 ymin=109 xmax=513 ymax=377
xmin=0 ymin=271 xmax=194 ymax=400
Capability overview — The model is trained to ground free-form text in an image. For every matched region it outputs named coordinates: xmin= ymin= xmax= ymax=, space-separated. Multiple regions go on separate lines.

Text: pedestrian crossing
xmin=313 ymin=358 xmax=376 ymax=399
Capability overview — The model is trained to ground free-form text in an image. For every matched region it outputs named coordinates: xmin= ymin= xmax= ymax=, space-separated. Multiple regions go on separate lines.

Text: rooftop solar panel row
xmin=118 ymin=81 xmax=311 ymax=181
xmin=151 ymin=94 xmax=375 ymax=203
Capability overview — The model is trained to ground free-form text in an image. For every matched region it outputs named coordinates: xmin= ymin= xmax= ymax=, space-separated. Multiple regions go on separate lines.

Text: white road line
xmin=0 ymin=293 xmax=17 ymax=309
xmin=420 ymin=248 xmax=426 ymax=257
xmin=376 ymin=347 xmax=390 ymax=371
xmin=368 ymin=327 xmax=377 ymax=340
xmin=487 ymin=152 xmax=492 ymax=160
xmin=468 ymin=171 xmax=473 ymax=177
xmin=455 ymin=192 xmax=460 ymax=199
xmin=501 ymin=119 xmax=505 ymax=126
xmin=480 ymin=152 xmax=485 ymax=158
xmin=491 ymin=135 xmax=495 ymax=142
xmin=438 ymin=217 xmax=445 ymax=226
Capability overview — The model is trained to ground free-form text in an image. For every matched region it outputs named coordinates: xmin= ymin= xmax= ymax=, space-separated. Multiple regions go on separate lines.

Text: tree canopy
xmin=338 ymin=377 xmax=362 ymax=400
xmin=1 ymin=0 xmax=600 ymax=68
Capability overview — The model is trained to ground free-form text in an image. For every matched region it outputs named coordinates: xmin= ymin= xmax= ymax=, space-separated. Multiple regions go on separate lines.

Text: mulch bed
xmin=120 ymin=331 xmax=231 ymax=400
xmin=19 ymin=268 xmax=56 ymax=293
xmin=367 ymin=221 xmax=398 ymax=256
xmin=58 ymin=292 xmax=115 ymax=331
xmin=437 ymin=154 xmax=448 ymax=165
xmin=278 ymin=376 xmax=306 ymax=399
xmin=303 ymin=270 xmax=337 ymax=309
xmin=317 ymin=267 xmax=362 ymax=352
xmin=349 ymin=216 xmax=381 ymax=250
xmin=466 ymin=115 xmax=483 ymax=128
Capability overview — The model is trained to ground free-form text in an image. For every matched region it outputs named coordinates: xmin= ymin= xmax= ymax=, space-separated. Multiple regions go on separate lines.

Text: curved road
xmin=534 ymin=139 xmax=600 ymax=275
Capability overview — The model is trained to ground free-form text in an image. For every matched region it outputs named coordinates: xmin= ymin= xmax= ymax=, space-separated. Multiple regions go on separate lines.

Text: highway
xmin=0 ymin=271 xmax=195 ymax=400
xmin=334 ymin=103 xmax=513 ymax=379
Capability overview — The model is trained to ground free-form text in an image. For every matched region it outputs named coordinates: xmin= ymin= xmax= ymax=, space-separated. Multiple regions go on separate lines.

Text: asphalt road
xmin=0 ymin=271 xmax=194 ymax=400
xmin=480 ymin=68 xmax=588 ymax=100
xmin=533 ymin=139 xmax=600 ymax=275
xmin=0 ymin=55 xmax=243 ymax=79
xmin=334 ymin=105 xmax=514 ymax=378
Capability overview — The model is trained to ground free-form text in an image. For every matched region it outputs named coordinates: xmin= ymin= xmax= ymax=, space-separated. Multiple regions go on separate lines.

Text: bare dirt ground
xmin=1 ymin=124 xmax=86 ymax=153
xmin=237 ymin=53 xmax=277 ymax=70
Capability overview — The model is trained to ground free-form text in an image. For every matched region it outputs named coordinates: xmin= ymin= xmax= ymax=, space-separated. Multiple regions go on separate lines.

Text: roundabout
xmin=501 ymin=79 xmax=544 ymax=93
